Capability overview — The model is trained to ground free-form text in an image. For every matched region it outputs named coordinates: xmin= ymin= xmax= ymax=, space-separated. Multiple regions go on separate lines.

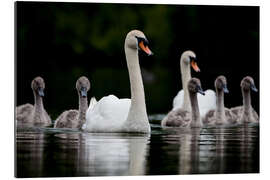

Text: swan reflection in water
xmin=178 ymin=127 xmax=229 ymax=174
xmin=16 ymin=130 xmax=46 ymax=177
xmin=240 ymin=124 xmax=258 ymax=173
xmin=177 ymin=125 xmax=259 ymax=174
xmin=55 ymin=132 xmax=150 ymax=176
xmin=178 ymin=128 xmax=201 ymax=174
xmin=16 ymin=123 xmax=258 ymax=177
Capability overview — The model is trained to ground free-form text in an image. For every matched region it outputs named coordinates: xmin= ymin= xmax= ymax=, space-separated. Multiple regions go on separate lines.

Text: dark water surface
xmin=16 ymin=116 xmax=259 ymax=177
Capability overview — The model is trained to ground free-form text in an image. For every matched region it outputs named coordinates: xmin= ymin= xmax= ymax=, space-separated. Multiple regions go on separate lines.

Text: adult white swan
xmin=172 ymin=50 xmax=216 ymax=118
xmin=83 ymin=30 xmax=153 ymax=133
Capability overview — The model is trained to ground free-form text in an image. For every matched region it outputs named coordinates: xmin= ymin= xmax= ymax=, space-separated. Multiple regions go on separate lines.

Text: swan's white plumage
xmin=197 ymin=90 xmax=216 ymax=117
xmin=173 ymin=89 xmax=216 ymax=118
xmin=172 ymin=90 xmax=184 ymax=109
xmin=83 ymin=30 xmax=151 ymax=133
xmin=83 ymin=95 xmax=131 ymax=132
xmin=171 ymin=50 xmax=216 ymax=119
xmin=88 ymin=97 xmax=97 ymax=111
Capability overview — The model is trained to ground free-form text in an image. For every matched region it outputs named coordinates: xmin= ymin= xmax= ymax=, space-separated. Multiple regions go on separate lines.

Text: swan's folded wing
xmin=84 ymin=95 xmax=131 ymax=132
xmin=198 ymin=89 xmax=216 ymax=118
xmin=16 ymin=103 xmax=33 ymax=115
xmin=173 ymin=90 xmax=184 ymax=110
xmin=55 ymin=110 xmax=78 ymax=128
xmin=230 ymin=106 xmax=242 ymax=120
xmin=16 ymin=103 xmax=34 ymax=122
xmin=162 ymin=108 xmax=190 ymax=127
xmin=203 ymin=109 xmax=215 ymax=125
xmin=252 ymin=108 xmax=259 ymax=122
xmin=224 ymin=108 xmax=237 ymax=124
xmin=88 ymin=97 xmax=97 ymax=111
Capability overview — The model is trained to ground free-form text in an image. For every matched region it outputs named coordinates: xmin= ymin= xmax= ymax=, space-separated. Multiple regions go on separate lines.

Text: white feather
xmin=83 ymin=95 xmax=131 ymax=132
xmin=173 ymin=89 xmax=216 ymax=118
xmin=88 ymin=97 xmax=97 ymax=110
xmin=83 ymin=30 xmax=152 ymax=133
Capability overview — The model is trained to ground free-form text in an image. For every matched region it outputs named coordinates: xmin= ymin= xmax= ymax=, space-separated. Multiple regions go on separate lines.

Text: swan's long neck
xmin=33 ymin=91 xmax=44 ymax=122
xmin=189 ymin=92 xmax=202 ymax=127
xmin=78 ymin=93 xmax=88 ymax=128
xmin=216 ymin=90 xmax=226 ymax=122
xmin=242 ymin=89 xmax=252 ymax=114
xmin=124 ymin=46 xmax=149 ymax=131
xmin=180 ymin=59 xmax=191 ymax=111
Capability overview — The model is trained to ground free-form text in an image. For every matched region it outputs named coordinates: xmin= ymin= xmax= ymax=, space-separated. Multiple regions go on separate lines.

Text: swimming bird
xmin=172 ymin=50 xmax=216 ymax=118
xmin=161 ymin=78 xmax=205 ymax=128
xmin=83 ymin=30 xmax=153 ymax=133
xmin=54 ymin=76 xmax=91 ymax=129
xmin=203 ymin=76 xmax=237 ymax=125
xmin=230 ymin=76 xmax=259 ymax=124
xmin=16 ymin=76 xmax=52 ymax=126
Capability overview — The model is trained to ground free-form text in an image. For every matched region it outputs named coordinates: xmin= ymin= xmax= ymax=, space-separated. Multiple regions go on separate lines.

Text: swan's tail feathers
xmin=89 ymin=97 xmax=97 ymax=110
xmin=173 ymin=90 xmax=184 ymax=110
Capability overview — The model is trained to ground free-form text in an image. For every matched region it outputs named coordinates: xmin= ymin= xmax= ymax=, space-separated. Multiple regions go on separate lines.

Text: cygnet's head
xmin=125 ymin=30 xmax=153 ymax=56
xmin=181 ymin=50 xmax=200 ymax=72
xmin=241 ymin=76 xmax=258 ymax=92
xmin=215 ymin=75 xmax=229 ymax=93
xmin=76 ymin=76 xmax=90 ymax=98
xmin=188 ymin=78 xmax=205 ymax=95
xmin=31 ymin=76 xmax=45 ymax=97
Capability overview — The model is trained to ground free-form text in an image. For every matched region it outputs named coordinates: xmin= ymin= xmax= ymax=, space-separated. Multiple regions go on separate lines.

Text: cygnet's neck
xmin=189 ymin=92 xmax=202 ymax=127
xmin=125 ymin=46 xmax=148 ymax=127
xmin=242 ymin=88 xmax=252 ymax=114
xmin=78 ymin=92 xmax=88 ymax=128
xmin=215 ymin=89 xmax=226 ymax=122
xmin=181 ymin=58 xmax=192 ymax=111
xmin=33 ymin=91 xmax=45 ymax=123
xmin=33 ymin=91 xmax=44 ymax=114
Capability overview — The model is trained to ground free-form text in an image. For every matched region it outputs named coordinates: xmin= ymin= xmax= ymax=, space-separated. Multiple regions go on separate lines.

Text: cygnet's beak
xmin=250 ymin=84 xmax=258 ymax=92
xmin=190 ymin=57 xmax=200 ymax=72
xmin=38 ymin=88 xmax=44 ymax=97
xmin=223 ymin=84 xmax=229 ymax=93
xmin=80 ymin=87 xmax=87 ymax=97
xmin=196 ymin=85 xmax=205 ymax=95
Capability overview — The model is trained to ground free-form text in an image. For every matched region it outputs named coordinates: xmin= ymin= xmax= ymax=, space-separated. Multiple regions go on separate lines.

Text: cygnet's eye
xmin=35 ymin=82 xmax=40 ymax=87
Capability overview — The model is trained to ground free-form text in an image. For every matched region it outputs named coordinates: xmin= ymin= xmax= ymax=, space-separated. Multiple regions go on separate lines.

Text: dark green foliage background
xmin=16 ymin=2 xmax=259 ymax=120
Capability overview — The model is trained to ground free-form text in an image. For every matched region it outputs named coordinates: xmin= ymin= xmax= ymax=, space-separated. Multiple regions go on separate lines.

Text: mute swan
xmin=203 ymin=76 xmax=237 ymax=125
xmin=16 ymin=76 xmax=52 ymax=126
xmin=230 ymin=76 xmax=259 ymax=124
xmin=83 ymin=30 xmax=153 ymax=133
xmin=54 ymin=76 xmax=92 ymax=129
xmin=161 ymin=78 xmax=205 ymax=128
xmin=172 ymin=51 xmax=216 ymax=118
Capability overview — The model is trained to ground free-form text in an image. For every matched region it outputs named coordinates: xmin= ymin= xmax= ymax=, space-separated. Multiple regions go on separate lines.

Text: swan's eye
xmin=135 ymin=36 xmax=153 ymax=56
xmin=135 ymin=36 xmax=149 ymax=46
xmin=189 ymin=56 xmax=196 ymax=62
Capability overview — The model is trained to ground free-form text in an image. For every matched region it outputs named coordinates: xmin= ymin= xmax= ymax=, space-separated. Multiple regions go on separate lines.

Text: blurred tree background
xmin=16 ymin=2 xmax=259 ymax=120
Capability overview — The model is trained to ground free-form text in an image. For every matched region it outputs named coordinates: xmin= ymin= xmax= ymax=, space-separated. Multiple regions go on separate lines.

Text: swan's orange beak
xmin=139 ymin=41 xmax=153 ymax=56
xmin=191 ymin=60 xmax=200 ymax=72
